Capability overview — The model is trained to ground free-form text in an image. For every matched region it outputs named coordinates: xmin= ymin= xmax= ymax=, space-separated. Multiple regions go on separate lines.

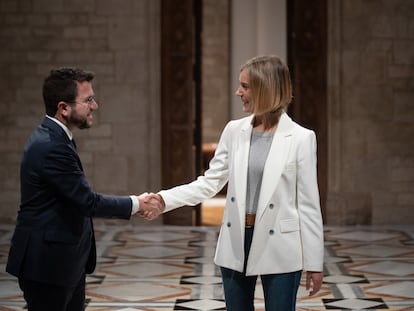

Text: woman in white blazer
xmin=146 ymin=55 xmax=324 ymax=310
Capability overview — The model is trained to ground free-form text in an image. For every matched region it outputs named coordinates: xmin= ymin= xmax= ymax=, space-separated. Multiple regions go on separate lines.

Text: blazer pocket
xmin=280 ymin=219 xmax=300 ymax=233
xmin=44 ymin=230 xmax=80 ymax=244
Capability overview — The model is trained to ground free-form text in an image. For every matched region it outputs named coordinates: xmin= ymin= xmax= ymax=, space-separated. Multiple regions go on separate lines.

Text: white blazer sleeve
xmin=296 ymin=130 xmax=324 ymax=272
xmin=159 ymin=122 xmax=232 ymax=212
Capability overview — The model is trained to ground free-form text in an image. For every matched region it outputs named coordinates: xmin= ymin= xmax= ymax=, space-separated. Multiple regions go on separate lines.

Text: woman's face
xmin=235 ymin=69 xmax=253 ymax=113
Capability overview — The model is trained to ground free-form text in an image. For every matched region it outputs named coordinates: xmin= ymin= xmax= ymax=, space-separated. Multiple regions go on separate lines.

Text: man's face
xmin=67 ymin=81 xmax=98 ymax=129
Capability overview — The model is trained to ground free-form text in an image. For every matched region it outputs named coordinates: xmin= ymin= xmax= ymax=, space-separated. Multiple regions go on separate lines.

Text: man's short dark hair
xmin=43 ymin=67 xmax=95 ymax=117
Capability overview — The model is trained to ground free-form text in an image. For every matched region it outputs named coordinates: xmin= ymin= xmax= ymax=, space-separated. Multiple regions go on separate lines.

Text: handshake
xmin=136 ymin=193 xmax=165 ymax=220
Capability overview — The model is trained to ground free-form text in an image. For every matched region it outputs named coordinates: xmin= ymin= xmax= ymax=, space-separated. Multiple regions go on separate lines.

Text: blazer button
xmin=269 ymin=229 xmax=274 ymax=235
xmin=269 ymin=203 xmax=274 ymax=209
xmin=227 ymin=222 xmax=231 ymax=227
xmin=230 ymin=197 xmax=235 ymax=202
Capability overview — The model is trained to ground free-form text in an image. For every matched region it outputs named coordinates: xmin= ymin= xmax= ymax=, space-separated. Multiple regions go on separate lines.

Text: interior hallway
xmin=0 ymin=203 xmax=413 ymax=310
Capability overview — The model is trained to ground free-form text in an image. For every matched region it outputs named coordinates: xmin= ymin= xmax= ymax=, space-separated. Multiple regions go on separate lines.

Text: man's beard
xmin=64 ymin=111 xmax=90 ymax=129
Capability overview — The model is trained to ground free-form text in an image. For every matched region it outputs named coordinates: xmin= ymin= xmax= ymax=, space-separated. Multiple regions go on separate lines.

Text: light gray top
xmin=246 ymin=129 xmax=275 ymax=215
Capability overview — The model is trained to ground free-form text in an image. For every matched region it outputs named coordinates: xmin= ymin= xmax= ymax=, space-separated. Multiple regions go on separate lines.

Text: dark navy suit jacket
xmin=6 ymin=117 xmax=132 ymax=286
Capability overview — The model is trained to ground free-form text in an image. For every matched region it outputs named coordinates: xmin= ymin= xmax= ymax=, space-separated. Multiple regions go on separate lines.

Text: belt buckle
xmin=245 ymin=214 xmax=256 ymax=228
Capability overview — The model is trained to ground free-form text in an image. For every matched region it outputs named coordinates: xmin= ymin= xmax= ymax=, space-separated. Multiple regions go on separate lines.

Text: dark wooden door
xmin=161 ymin=0 xmax=202 ymax=225
xmin=288 ymin=0 xmax=327 ymax=221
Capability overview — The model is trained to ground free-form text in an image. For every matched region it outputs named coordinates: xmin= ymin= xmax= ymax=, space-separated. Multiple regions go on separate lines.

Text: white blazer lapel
xmin=233 ymin=118 xmax=253 ymax=216
xmin=256 ymin=113 xmax=294 ymax=221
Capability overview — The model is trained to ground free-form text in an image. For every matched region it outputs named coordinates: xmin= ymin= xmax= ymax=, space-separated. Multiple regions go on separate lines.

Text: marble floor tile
xmin=337 ymin=244 xmax=414 ymax=258
xmin=323 ymin=297 xmax=387 ymax=309
xmin=351 ymin=261 xmax=414 ymax=277
xmin=366 ymin=281 xmax=414 ymax=299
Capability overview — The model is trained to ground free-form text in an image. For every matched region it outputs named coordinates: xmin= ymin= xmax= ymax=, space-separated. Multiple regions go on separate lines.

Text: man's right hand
xmin=137 ymin=193 xmax=165 ymax=220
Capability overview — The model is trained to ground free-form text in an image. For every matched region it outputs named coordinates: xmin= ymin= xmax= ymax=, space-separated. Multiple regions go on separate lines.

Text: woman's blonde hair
xmin=240 ymin=55 xmax=292 ymax=115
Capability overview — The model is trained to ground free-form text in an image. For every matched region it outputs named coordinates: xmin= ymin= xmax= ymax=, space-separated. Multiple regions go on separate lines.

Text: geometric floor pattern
xmin=0 ymin=222 xmax=414 ymax=310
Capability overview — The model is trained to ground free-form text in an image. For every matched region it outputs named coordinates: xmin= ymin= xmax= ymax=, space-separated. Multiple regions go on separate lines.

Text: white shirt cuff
xmin=130 ymin=195 xmax=140 ymax=215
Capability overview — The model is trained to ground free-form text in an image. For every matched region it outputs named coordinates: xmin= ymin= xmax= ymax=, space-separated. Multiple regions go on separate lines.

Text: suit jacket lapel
xmin=233 ymin=116 xmax=253 ymax=217
xmin=42 ymin=117 xmax=72 ymax=144
xmin=256 ymin=113 xmax=294 ymax=221
xmin=42 ymin=117 xmax=84 ymax=171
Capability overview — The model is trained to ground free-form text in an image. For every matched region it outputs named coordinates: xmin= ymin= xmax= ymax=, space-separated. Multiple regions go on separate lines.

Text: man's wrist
xmin=130 ymin=195 xmax=139 ymax=215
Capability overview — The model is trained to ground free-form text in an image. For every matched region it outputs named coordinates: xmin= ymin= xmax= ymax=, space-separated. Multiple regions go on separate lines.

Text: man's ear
xmin=57 ymin=101 xmax=71 ymax=117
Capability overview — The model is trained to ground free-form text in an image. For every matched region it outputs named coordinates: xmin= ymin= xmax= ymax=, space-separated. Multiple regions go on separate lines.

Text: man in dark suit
xmin=6 ymin=68 xmax=163 ymax=311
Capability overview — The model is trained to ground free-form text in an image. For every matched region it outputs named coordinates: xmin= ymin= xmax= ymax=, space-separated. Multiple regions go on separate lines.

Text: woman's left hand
xmin=306 ymin=271 xmax=323 ymax=296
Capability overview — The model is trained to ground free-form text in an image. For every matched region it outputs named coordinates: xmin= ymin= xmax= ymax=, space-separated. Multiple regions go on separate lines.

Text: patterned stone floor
xmin=0 ymin=222 xmax=413 ymax=310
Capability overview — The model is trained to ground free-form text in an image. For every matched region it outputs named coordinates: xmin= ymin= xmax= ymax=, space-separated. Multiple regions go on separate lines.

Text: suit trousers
xmin=18 ymin=274 xmax=86 ymax=311
xmin=220 ymin=227 xmax=302 ymax=311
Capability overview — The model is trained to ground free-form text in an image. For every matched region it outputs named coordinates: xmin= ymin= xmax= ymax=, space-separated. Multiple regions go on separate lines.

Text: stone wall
xmin=327 ymin=0 xmax=414 ymax=224
xmin=0 ymin=0 xmax=161 ymax=222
